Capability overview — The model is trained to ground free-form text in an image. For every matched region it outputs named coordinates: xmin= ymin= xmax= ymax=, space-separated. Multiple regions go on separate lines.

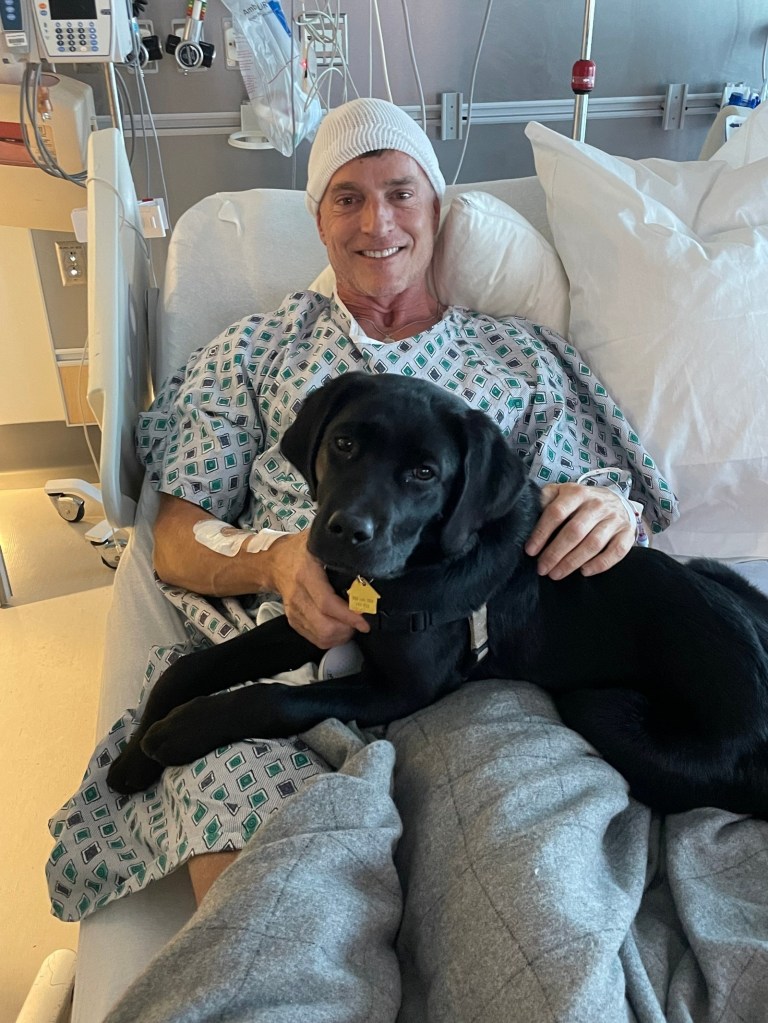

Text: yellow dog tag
xmin=347 ymin=576 xmax=380 ymax=615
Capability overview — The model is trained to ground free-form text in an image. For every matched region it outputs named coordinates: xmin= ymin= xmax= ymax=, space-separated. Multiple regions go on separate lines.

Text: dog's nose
xmin=326 ymin=510 xmax=375 ymax=547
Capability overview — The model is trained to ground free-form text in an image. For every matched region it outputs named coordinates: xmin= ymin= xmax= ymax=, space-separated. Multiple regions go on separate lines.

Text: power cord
xmin=19 ymin=62 xmax=87 ymax=185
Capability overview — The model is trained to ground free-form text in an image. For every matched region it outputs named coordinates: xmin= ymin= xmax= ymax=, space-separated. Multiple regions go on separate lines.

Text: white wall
xmin=0 ymin=227 xmax=64 ymax=426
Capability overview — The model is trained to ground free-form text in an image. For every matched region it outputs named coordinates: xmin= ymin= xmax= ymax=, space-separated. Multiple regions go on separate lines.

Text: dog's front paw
xmin=107 ymin=739 xmax=163 ymax=794
xmin=141 ymin=708 xmax=203 ymax=767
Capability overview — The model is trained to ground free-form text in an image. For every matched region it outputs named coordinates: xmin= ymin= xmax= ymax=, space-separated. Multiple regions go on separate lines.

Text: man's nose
xmin=360 ymin=197 xmax=393 ymax=234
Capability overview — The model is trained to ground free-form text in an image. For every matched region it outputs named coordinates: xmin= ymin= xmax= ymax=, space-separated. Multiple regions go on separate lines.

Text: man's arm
xmin=153 ymin=493 xmax=369 ymax=648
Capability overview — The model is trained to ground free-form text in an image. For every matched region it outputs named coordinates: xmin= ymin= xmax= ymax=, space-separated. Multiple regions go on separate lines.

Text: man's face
xmin=316 ymin=150 xmax=441 ymax=304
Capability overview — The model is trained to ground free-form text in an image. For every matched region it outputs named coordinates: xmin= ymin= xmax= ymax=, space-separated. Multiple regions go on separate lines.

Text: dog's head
xmin=281 ymin=373 xmax=535 ymax=578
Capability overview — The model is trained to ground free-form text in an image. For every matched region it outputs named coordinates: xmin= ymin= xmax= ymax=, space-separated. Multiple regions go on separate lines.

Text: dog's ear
xmin=440 ymin=409 xmax=532 ymax=557
xmin=281 ymin=373 xmax=373 ymax=498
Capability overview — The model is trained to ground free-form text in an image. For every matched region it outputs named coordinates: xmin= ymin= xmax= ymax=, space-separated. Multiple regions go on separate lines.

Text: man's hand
xmin=524 ymin=483 xmax=635 ymax=580
xmin=265 ymin=532 xmax=370 ymax=648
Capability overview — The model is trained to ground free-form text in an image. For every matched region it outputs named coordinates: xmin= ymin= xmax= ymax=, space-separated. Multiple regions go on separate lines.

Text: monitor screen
xmin=49 ymin=0 xmax=98 ymax=20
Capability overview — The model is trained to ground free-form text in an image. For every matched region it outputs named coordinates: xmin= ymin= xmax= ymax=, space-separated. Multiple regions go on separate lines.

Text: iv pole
xmin=571 ymin=0 xmax=597 ymax=141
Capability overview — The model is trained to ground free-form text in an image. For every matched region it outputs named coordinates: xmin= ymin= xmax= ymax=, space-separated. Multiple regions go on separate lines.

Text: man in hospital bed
xmin=49 ymin=99 xmax=768 ymax=1023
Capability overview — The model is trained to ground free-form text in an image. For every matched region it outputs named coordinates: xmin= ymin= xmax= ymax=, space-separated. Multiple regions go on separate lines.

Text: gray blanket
xmin=104 ymin=679 xmax=768 ymax=1023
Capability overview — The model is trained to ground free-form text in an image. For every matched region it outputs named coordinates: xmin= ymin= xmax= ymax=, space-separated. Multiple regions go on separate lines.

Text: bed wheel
xmin=92 ymin=536 xmax=128 ymax=571
xmin=51 ymin=494 xmax=85 ymax=523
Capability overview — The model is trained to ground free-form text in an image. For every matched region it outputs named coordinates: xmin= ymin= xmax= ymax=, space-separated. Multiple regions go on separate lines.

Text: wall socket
xmin=55 ymin=241 xmax=87 ymax=287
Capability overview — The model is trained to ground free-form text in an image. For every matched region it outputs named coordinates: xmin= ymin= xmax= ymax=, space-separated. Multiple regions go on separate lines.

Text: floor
xmin=0 ymin=467 xmax=114 ymax=1022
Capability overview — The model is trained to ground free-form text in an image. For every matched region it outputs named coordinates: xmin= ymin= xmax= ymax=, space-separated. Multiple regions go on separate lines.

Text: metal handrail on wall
xmin=97 ymin=90 xmax=721 ymax=139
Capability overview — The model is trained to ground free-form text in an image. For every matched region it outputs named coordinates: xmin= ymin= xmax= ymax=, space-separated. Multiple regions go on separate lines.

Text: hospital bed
xmin=69 ymin=116 xmax=768 ymax=1021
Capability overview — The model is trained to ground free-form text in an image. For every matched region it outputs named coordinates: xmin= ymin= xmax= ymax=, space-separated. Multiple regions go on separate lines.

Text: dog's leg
xmin=141 ymin=668 xmax=440 ymax=766
xmin=107 ymin=615 xmax=323 ymax=794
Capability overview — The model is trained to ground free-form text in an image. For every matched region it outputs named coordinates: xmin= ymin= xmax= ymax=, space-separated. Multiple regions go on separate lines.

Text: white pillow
xmin=309 ymin=191 xmax=570 ymax=335
xmin=526 ymin=119 xmax=768 ymax=558
xmin=431 ymin=191 xmax=570 ymax=334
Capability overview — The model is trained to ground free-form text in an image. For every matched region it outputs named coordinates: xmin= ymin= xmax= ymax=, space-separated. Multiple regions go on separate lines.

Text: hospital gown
xmin=47 ymin=292 xmax=677 ymax=922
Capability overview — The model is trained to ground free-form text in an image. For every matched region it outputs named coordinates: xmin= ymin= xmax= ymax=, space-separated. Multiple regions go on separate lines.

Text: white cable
xmin=333 ymin=0 xmax=343 ymax=105
xmin=114 ymin=68 xmax=136 ymax=164
xmin=134 ymin=61 xmax=171 ymax=227
xmin=400 ymin=0 xmax=426 ymax=130
xmin=371 ymin=0 xmax=393 ymax=102
xmin=760 ymin=27 xmax=768 ymax=104
xmin=451 ymin=0 xmax=495 ymax=186
xmin=20 ymin=62 xmax=87 ymax=185
xmin=86 ymin=173 xmax=157 ymax=288
xmin=128 ymin=48 xmax=152 ymax=199
xmin=301 ymin=63 xmax=345 ymax=111
xmin=368 ymin=0 xmax=373 ymax=96
xmin=77 ymin=337 xmax=101 ymax=476
xmin=296 ymin=5 xmax=359 ymax=107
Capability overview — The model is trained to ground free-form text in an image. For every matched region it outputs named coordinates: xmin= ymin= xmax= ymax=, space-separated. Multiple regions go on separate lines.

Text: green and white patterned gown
xmin=47 ymin=292 xmax=677 ymax=922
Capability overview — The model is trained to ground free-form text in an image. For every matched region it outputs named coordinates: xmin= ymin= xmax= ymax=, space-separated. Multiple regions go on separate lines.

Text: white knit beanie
xmin=305 ymin=98 xmax=445 ymax=216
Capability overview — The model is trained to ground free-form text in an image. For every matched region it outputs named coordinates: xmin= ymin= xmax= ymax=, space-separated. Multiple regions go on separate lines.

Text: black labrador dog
xmin=108 ymin=373 xmax=768 ymax=816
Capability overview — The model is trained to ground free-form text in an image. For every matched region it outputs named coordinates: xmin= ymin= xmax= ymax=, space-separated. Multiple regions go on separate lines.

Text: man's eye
xmin=334 ymin=437 xmax=354 ymax=452
xmin=412 ymin=465 xmax=435 ymax=481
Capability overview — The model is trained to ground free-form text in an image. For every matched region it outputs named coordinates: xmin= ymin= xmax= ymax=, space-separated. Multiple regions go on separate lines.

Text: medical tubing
xmin=372 ymin=0 xmax=393 ymax=102
xmin=400 ymin=0 xmax=426 ymax=130
xmin=135 ymin=58 xmax=171 ymax=226
xmin=114 ymin=68 xmax=137 ymax=165
xmin=134 ymin=56 xmax=152 ymax=197
xmin=368 ymin=0 xmax=373 ymax=96
xmin=451 ymin=0 xmax=495 ymax=186
xmin=294 ymin=7 xmax=358 ymax=108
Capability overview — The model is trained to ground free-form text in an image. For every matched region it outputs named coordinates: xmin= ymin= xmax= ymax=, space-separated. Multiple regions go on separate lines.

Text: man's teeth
xmin=361 ymin=247 xmax=401 ymax=258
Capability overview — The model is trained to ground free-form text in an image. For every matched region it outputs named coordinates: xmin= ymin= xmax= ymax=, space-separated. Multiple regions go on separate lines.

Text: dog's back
xmin=485 ymin=546 xmax=768 ymax=815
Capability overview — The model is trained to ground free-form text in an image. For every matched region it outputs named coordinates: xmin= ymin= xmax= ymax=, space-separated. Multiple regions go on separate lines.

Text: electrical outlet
xmin=301 ymin=11 xmax=347 ymax=67
xmin=55 ymin=241 xmax=87 ymax=287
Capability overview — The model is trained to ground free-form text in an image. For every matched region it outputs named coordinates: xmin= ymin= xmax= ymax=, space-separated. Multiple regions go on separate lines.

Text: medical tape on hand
xmin=193 ymin=521 xmax=290 ymax=557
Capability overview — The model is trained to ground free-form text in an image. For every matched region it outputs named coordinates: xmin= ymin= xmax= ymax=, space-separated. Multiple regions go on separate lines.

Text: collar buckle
xmin=469 ymin=605 xmax=489 ymax=663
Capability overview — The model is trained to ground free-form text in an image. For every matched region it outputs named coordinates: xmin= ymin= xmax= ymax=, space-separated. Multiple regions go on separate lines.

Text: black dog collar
xmin=366 ymin=604 xmax=489 ymax=663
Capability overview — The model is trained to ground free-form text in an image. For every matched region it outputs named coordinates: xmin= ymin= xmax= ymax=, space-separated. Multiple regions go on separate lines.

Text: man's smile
xmin=359 ymin=246 xmax=404 ymax=259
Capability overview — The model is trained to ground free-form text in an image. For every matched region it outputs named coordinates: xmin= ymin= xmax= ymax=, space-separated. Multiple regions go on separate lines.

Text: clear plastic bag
xmin=222 ymin=0 xmax=322 ymax=156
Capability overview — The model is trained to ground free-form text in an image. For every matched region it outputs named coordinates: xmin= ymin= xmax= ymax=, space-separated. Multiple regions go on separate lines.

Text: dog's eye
xmin=412 ymin=465 xmax=435 ymax=481
xmin=334 ymin=437 xmax=354 ymax=453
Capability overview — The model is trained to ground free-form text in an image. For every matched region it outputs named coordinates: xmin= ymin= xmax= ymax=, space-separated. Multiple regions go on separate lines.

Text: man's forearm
xmin=152 ymin=493 xmax=368 ymax=647
xmin=152 ymin=493 xmax=287 ymax=597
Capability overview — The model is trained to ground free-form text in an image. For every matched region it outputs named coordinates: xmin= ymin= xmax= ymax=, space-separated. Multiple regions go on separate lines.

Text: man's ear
xmin=440 ymin=410 xmax=531 ymax=557
xmin=280 ymin=373 xmax=372 ymax=498
xmin=316 ymin=206 xmax=327 ymax=246
xmin=432 ymin=194 xmax=441 ymax=236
